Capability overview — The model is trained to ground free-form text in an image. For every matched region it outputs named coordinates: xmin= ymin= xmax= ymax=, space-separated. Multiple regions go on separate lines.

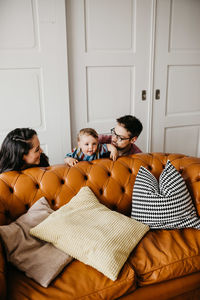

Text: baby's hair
xmin=77 ymin=128 xmax=98 ymax=141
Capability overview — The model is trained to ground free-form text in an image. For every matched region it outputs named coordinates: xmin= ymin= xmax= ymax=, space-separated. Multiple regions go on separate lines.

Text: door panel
xmin=0 ymin=0 xmax=71 ymax=164
xmin=151 ymin=0 xmax=200 ymax=156
xmin=87 ymin=66 xmax=133 ymax=123
xmin=66 ymin=0 xmax=153 ymax=151
xmin=165 ymin=126 xmax=200 ymax=156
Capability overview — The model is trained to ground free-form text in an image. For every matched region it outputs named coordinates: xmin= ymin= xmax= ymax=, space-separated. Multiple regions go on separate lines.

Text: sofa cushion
xmin=131 ymin=160 xmax=200 ymax=229
xmin=129 ymin=228 xmax=200 ymax=286
xmin=7 ymin=258 xmax=137 ymax=300
xmin=0 ymin=197 xmax=73 ymax=287
xmin=30 ymin=186 xmax=149 ymax=281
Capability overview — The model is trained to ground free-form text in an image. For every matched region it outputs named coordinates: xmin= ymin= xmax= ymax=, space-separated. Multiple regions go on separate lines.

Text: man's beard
xmin=112 ymin=142 xmax=125 ymax=150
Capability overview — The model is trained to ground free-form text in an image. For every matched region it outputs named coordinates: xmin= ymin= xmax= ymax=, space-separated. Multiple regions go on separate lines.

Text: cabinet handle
xmin=142 ymin=90 xmax=146 ymax=101
xmin=155 ymin=89 xmax=160 ymax=100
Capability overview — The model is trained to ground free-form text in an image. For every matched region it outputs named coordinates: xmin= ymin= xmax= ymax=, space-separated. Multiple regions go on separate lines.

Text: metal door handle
xmin=155 ymin=89 xmax=160 ymax=100
xmin=142 ymin=90 xmax=146 ymax=101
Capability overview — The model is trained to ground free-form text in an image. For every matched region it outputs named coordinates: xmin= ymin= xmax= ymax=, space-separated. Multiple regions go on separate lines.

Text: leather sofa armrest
xmin=0 ymin=240 xmax=7 ymax=300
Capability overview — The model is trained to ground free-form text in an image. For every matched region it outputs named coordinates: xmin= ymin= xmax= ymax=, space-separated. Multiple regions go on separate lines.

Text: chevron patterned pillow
xmin=131 ymin=160 xmax=200 ymax=229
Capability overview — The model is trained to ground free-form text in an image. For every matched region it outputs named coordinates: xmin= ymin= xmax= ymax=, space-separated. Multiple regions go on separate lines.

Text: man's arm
xmin=98 ymin=134 xmax=112 ymax=144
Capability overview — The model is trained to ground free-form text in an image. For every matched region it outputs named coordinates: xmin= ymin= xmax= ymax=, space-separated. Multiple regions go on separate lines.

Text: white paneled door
xmin=67 ymin=0 xmax=200 ymax=157
xmin=66 ymin=0 xmax=153 ymax=151
xmin=0 ymin=0 xmax=71 ymax=164
xmin=151 ymin=0 xmax=200 ymax=156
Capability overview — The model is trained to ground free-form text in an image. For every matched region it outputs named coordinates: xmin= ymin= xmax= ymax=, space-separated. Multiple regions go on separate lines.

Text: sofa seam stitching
xmin=137 ymin=253 xmax=200 ymax=276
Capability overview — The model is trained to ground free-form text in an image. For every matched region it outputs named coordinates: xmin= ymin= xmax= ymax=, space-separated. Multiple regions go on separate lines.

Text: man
xmin=99 ymin=115 xmax=143 ymax=157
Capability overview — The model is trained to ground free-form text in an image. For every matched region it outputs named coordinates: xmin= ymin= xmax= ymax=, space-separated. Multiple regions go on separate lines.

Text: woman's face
xmin=23 ymin=135 xmax=43 ymax=165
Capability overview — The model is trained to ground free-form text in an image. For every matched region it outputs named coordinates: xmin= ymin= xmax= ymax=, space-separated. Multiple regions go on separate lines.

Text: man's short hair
xmin=116 ymin=115 xmax=143 ymax=138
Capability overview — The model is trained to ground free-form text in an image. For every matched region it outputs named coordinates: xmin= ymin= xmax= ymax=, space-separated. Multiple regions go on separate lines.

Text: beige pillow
xmin=0 ymin=197 xmax=73 ymax=287
xmin=30 ymin=187 xmax=149 ymax=281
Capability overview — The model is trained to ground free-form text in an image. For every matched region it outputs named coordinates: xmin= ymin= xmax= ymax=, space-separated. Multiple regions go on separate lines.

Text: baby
xmin=64 ymin=128 xmax=118 ymax=166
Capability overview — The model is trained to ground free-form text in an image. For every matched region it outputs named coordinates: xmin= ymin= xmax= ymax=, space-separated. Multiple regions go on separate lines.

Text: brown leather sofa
xmin=0 ymin=153 xmax=200 ymax=300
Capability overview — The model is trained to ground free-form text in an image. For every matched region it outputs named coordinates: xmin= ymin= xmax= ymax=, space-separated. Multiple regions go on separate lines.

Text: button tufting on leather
xmin=107 ymin=171 xmax=111 ymax=177
xmin=99 ymin=188 xmax=103 ymax=195
xmin=5 ymin=210 xmax=10 ymax=218
xmin=121 ymin=186 xmax=125 ymax=193
xmin=148 ymin=165 xmax=152 ymax=171
xmin=128 ymin=168 xmax=132 ymax=174
xmin=9 ymin=187 xmax=13 ymax=193
xmin=51 ymin=199 xmax=55 ymax=205
xmin=179 ymin=169 xmax=183 ymax=174
xmin=84 ymin=175 xmax=88 ymax=180
xmin=35 ymin=183 xmax=39 ymax=189
xmin=60 ymin=179 xmax=65 ymax=184
xmin=25 ymin=204 xmax=29 ymax=210
xmin=112 ymin=205 xmax=117 ymax=211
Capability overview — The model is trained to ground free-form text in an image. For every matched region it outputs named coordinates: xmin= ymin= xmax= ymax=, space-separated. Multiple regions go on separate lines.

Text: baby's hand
xmin=107 ymin=144 xmax=118 ymax=161
xmin=64 ymin=157 xmax=78 ymax=166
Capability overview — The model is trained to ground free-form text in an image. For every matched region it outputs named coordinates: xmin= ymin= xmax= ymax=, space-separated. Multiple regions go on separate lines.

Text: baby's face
xmin=78 ymin=134 xmax=98 ymax=156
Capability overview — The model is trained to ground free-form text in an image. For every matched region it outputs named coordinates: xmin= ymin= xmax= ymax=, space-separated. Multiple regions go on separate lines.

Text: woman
xmin=0 ymin=128 xmax=49 ymax=173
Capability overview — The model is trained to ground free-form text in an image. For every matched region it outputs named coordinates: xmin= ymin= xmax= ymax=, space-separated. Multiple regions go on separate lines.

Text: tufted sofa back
xmin=0 ymin=153 xmax=200 ymax=226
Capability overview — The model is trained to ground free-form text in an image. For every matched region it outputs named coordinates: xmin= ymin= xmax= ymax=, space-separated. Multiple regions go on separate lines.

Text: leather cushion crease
xmin=7 ymin=260 xmax=136 ymax=300
xmin=0 ymin=153 xmax=200 ymax=300
xmin=129 ymin=228 xmax=200 ymax=285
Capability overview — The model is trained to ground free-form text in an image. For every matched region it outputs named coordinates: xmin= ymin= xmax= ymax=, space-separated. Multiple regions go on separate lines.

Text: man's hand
xmin=107 ymin=144 xmax=118 ymax=161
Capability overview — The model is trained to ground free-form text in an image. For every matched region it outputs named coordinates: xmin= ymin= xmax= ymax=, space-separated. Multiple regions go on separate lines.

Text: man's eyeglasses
xmin=110 ymin=128 xmax=131 ymax=142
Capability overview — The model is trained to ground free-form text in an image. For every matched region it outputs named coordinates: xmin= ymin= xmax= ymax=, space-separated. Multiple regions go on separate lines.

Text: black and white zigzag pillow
xmin=131 ymin=160 xmax=200 ymax=229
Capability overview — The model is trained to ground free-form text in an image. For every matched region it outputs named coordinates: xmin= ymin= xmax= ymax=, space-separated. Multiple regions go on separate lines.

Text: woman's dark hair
xmin=0 ymin=128 xmax=49 ymax=173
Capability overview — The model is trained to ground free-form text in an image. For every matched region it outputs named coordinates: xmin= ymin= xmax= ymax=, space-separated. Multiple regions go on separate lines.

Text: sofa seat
xmin=7 ymin=260 xmax=136 ymax=300
xmin=129 ymin=228 xmax=200 ymax=286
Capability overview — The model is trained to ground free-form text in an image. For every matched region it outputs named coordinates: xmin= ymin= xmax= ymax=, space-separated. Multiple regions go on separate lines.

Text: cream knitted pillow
xmin=30 ymin=186 xmax=149 ymax=281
